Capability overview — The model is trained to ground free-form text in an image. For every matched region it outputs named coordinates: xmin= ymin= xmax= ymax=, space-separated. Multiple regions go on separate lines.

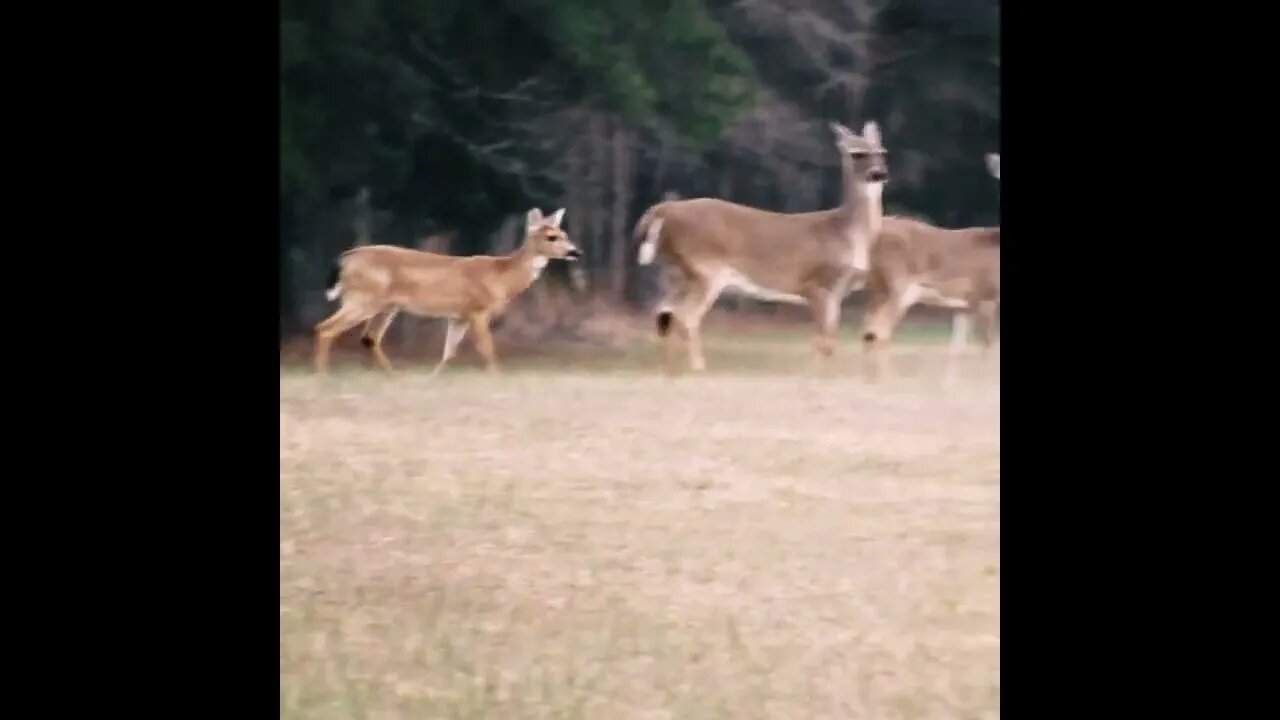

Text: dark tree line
xmin=280 ymin=0 xmax=1000 ymax=337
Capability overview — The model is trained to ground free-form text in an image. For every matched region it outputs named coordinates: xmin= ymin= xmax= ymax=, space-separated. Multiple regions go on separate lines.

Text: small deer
xmin=860 ymin=154 xmax=1001 ymax=376
xmin=633 ymin=120 xmax=889 ymax=373
xmin=313 ymin=207 xmax=582 ymax=376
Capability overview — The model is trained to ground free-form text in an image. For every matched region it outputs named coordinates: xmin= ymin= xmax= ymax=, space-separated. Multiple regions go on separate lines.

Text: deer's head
xmin=525 ymin=208 xmax=582 ymax=261
xmin=831 ymin=121 xmax=889 ymax=185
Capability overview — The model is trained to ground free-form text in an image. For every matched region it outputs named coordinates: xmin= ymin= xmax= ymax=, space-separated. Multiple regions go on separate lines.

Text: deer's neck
xmin=839 ymin=158 xmax=884 ymax=239
xmin=502 ymin=243 xmax=549 ymax=293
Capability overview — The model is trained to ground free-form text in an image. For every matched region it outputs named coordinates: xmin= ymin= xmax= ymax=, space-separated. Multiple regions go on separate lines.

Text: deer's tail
xmin=324 ymin=260 xmax=343 ymax=301
xmin=324 ymin=246 xmax=368 ymax=302
xmin=634 ymin=205 xmax=667 ymax=266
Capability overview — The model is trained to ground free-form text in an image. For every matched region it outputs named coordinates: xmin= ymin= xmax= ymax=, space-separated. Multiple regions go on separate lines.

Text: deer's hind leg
xmin=653 ymin=267 xmax=688 ymax=375
xmin=314 ymin=300 xmax=382 ymax=375
xmin=860 ymin=296 xmax=897 ymax=381
xmin=655 ymin=270 xmax=721 ymax=374
xmin=860 ymin=277 xmax=921 ymax=381
xmin=361 ymin=308 xmax=401 ymax=373
xmin=682 ymin=274 xmax=723 ymax=373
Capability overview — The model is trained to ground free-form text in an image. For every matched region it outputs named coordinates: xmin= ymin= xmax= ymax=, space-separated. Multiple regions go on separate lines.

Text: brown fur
xmin=859 ymin=153 xmax=1001 ymax=377
xmin=313 ymin=208 xmax=580 ymax=375
xmin=633 ymin=121 xmax=889 ymax=373
xmin=861 ymin=215 xmax=1000 ymax=375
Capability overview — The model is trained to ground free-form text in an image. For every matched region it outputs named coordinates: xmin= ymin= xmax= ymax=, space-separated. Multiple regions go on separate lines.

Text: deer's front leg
xmin=468 ymin=312 xmax=500 ymax=373
xmin=974 ymin=300 xmax=998 ymax=358
xmin=428 ymin=318 xmax=470 ymax=379
xmin=806 ymin=288 xmax=841 ymax=361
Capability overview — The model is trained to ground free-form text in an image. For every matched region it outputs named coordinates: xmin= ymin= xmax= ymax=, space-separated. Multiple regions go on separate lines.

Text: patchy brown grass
xmin=280 ymin=325 xmax=999 ymax=719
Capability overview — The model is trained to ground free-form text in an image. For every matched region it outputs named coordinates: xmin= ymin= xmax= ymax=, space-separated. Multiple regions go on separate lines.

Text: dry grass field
xmin=280 ymin=321 xmax=1000 ymax=719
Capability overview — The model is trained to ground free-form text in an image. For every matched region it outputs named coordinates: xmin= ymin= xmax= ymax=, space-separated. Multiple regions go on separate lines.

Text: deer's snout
xmin=565 ymin=247 xmax=583 ymax=261
xmin=868 ymin=168 xmax=888 ymax=183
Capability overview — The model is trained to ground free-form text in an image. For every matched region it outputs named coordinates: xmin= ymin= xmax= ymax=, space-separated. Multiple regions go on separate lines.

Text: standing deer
xmin=313 ymin=208 xmax=582 ymax=376
xmin=633 ymin=120 xmax=889 ymax=373
xmin=859 ymin=153 xmax=1001 ymax=376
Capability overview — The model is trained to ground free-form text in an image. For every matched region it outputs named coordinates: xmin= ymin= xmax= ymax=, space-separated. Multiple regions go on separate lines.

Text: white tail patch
xmin=637 ymin=217 xmax=664 ymax=265
xmin=325 ymin=283 xmax=342 ymax=302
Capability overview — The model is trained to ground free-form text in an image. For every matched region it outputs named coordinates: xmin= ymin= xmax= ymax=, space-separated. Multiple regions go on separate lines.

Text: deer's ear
xmin=830 ymin=122 xmax=856 ymax=143
xmin=861 ymin=121 xmax=882 ymax=146
xmin=525 ymin=207 xmax=544 ymax=232
xmin=985 ymin=153 xmax=1001 ymax=179
xmin=547 ymin=208 xmax=566 ymax=228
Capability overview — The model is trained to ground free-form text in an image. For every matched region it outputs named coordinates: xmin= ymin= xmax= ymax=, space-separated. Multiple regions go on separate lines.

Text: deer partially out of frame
xmin=632 ymin=120 xmax=889 ymax=373
xmin=859 ymin=153 xmax=1001 ymax=375
xmin=313 ymin=208 xmax=582 ymax=376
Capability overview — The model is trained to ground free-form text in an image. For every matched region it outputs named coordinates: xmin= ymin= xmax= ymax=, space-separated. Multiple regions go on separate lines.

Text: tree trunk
xmin=353 ymin=186 xmax=372 ymax=247
xmin=279 ymin=199 xmax=298 ymax=338
xmin=591 ymin=114 xmax=608 ymax=283
xmin=565 ymin=114 xmax=588 ymax=301
xmin=609 ymin=121 xmax=633 ymax=298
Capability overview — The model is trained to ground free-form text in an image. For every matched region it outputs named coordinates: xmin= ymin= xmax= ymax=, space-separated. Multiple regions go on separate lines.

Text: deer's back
xmin=659 ymin=198 xmax=847 ymax=288
xmin=874 ymin=215 xmax=1000 ymax=298
xmin=340 ymin=245 xmax=505 ymax=314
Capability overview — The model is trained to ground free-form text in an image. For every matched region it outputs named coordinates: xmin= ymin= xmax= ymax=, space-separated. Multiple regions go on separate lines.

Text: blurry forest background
xmin=280 ymin=0 xmax=999 ymax=345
